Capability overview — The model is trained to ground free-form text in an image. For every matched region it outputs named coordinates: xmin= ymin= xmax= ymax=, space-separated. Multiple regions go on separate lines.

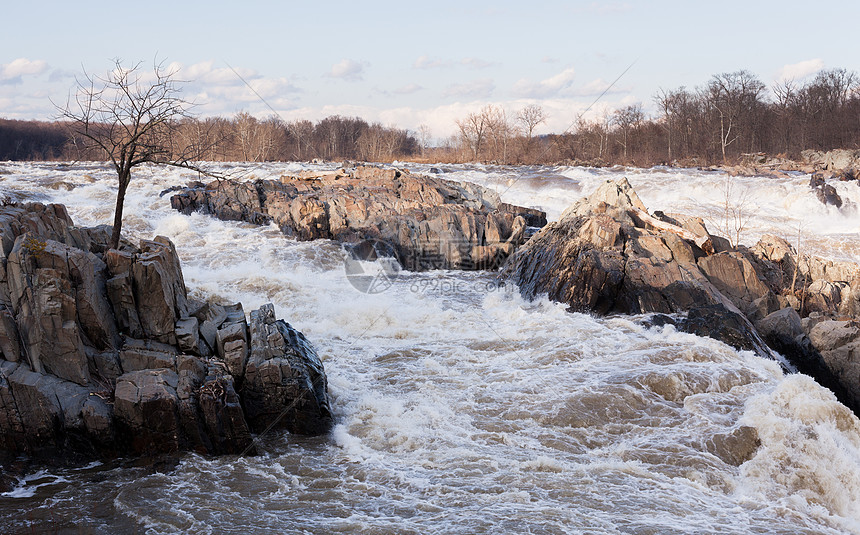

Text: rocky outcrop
xmin=0 ymin=202 xmax=332 ymax=460
xmin=501 ymin=178 xmax=860 ymax=415
xmin=802 ymin=149 xmax=860 ymax=179
xmin=169 ymin=165 xmax=545 ymax=271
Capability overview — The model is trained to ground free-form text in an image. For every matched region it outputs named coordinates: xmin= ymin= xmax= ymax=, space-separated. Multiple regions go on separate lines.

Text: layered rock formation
xmin=169 ymin=166 xmax=546 ymax=271
xmin=0 ymin=203 xmax=332 ymax=460
xmin=501 ymin=178 xmax=860 ymax=414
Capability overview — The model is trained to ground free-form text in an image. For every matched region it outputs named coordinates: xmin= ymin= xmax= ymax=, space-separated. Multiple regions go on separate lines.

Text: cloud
xmin=393 ymin=83 xmax=423 ymax=95
xmin=777 ymin=59 xmax=825 ymax=82
xmin=1 ymin=58 xmax=48 ymax=84
xmin=460 ymin=57 xmax=494 ymax=70
xmin=183 ymin=60 xmax=256 ymax=85
xmin=442 ymin=78 xmax=495 ymax=99
xmin=328 ymin=59 xmax=367 ymax=81
xmin=48 ymin=68 xmax=76 ymax=83
xmin=415 ymin=56 xmax=495 ymax=71
xmin=573 ymin=77 xmax=611 ymax=96
xmin=414 ymin=56 xmax=450 ymax=69
xmin=512 ymin=67 xmax=576 ymax=98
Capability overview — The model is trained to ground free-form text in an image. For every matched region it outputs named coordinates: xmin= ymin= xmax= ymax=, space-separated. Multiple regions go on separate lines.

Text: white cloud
xmin=569 ymin=77 xmax=631 ymax=97
xmin=442 ymin=78 xmax=495 ymax=99
xmin=328 ymin=59 xmax=367 ymax=81
xmin=777 ymin=58 xmax=825 ymax=82
xmin=1 ymin=58 xmax=48 ymax=84
xmin=461 ymin=57 xmax=494 ymax=70
xmin=512 ymin=67 xmax=576 ymax=98
xmin=393 ymin=83 xmax=423 ymax=95
xmin=183 ymin=60 xmax=255 ymax=85
xmin=414 ymin=56 xmax=449 ymax=69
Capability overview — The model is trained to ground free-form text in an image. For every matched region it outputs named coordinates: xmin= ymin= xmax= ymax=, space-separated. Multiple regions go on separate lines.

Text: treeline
xmin=0 ymin=114 xmax=419 ymax=163
xmin=0 ymin=119 xmax=69 ymax=160
xmin=448 ymin=68 xmax=860 ymax=166
xmin=4 ymin=67 xmax=860 ymax=167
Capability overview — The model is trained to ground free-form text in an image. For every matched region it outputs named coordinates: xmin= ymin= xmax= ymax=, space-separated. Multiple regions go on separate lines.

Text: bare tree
xmin=704 ymin=70 xmax=766 ymax=162
xmin=483 ymin=105 xmax=513 ymax=163
xmin=417 ymin=124 xmax=432 ymax=157
xmin=612 ymin=103 xmax=644 ymax=161
xmin=456 ymin=111 xmax=488 ymax=161
xmin=517 ymin=104 xmax=546 ymax=159
xmin=57 ymin=58 xmax=205 ymax=249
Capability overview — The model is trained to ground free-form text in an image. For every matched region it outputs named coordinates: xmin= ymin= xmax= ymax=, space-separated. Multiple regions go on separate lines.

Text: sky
xmin=2 ymin=0 xmax=859 ymax=141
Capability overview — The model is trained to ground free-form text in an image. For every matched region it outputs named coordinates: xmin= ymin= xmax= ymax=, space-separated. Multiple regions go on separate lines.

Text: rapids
xmin=0 ymin=161 xmax=859 ymax=534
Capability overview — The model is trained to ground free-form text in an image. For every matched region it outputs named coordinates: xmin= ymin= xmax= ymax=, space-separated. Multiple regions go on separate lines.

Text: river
xmin=0 ymin=161 xmax=858 ymax=534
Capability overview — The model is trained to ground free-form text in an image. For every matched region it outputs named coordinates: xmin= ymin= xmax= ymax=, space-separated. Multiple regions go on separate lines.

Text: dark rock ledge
xmin=168 ymin=165 xmax=547 ymax=271
xmin=501 ymin=178 xmax=860 ymax=417
xmin=0 ymin=202 xmax=331 ymax=463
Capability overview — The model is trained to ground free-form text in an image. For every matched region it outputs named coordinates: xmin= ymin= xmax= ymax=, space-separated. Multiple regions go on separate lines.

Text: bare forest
xmin=2 ymin=68 xmax=859 ymax=167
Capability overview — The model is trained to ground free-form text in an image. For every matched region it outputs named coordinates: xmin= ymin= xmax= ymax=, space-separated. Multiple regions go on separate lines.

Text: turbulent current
xmin=1 ymin=161 xmax=859 ymax=534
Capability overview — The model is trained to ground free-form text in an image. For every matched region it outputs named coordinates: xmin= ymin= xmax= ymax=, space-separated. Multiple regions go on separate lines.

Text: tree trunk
xmin=110 ymin=170 xmax=131 ymax=250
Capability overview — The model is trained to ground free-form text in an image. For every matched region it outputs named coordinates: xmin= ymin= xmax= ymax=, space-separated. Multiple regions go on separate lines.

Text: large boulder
xmin=501 ymin=179 xmax=739 ymax=318
xmin=241 ymin=304 xmax=332 ymax=435
xmin=169 ymin=165 xmax=544 ymax=271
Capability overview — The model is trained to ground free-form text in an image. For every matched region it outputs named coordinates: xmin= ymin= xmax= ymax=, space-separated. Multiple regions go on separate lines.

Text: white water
xmin=1 ymin=161 xmax=859 ymax=534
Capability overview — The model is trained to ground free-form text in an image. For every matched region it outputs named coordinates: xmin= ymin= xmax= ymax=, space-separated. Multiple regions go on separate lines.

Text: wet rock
xmin=169 ymin=165 xmax=545 ymax=271
xmin=809 ymin=175 xmax=843 ymax=208
xmin=114 ymin=368 xmax=182 ymax=454
xmin=805 ymin=320 xmax=860 ymax=412
xmin=705 ymin=425 xmax=760 ymax=466
xmin=0 ymin=202 xmax=333 ymax=461
xmin=198 ymin=365 xmax=255 ymax=455
xmin=501 ymin=179 xmax=735 ymax=317
xmin=241 ymin=304 xmax=332 ymax=435
xmin=676 ymin=304 xmax=774 ymax=359
xmin=697 ymin=252 xmax=778 ymax=319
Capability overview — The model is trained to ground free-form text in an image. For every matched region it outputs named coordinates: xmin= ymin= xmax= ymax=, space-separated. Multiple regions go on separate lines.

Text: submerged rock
xmin=0 ymin=202 xmax=333 ymax=461
xmin=169 ymin=165 xmax=545 ymax=271
xmin=809 ymin=174 xmax=843 ymax=208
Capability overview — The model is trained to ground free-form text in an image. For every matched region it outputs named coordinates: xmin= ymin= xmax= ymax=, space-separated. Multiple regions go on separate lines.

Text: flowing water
xmin=0 ymin=161 xmax=859 ymax=534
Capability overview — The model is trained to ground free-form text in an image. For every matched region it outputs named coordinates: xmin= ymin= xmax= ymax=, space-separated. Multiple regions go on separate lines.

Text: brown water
xmin=1 ymin=162 xmax=859 ymax=534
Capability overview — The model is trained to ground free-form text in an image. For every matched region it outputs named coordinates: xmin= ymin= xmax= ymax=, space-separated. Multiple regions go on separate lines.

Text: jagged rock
xmin=501 ymin=179 xmax=738 ymax=318
xmin=697 ymin=252 xmax=778 ymax=320
xmin=0 ymin=202 xmax=332 ymax=461
xmin=7 ymin=247 xmax=90 ymax=384
xmin=805 ymin=279 xmax=844 ymax=316
xmin=132 ymin=239 xmax=188 ymax=345
xmin=805 ymin=320 xmax=860 ymax=410
xmin=118 ymin=338 xmax=177 ymax=373
xmin=0 ymin=304 xmax=22 ymax=362
xmin=175 ymin=317 xmax=201 ymax=355
xmin=502 ymin=177 xmax=860 ymax=417
xmin=216 ymin=320 xmax=249 ymax=378
xmin=198 ymin=365 xmax=255 ymax=455
xmin=170 ymin=165 xmax=544 ymax=271
xmin=242 ymin=304 xmax=332 ymax=435
xmin=114 ymin=368 xmax=181 ymax=454
xmin=680 ymin=305 xmax=774 ymax=357
xmin=191 ymin=301 xmax=227 ymax=352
